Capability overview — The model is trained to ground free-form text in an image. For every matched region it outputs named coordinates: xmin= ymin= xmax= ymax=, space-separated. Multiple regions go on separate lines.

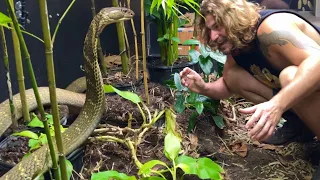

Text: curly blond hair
xmin=198 ymin=0 xmax=263 ymax=51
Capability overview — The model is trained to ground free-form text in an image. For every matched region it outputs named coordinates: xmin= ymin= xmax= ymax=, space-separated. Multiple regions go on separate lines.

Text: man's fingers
xmin=248 ymin=114 xmax=266 ymax=138
xmin=262 ymin=125 xmax=276 ymax=142
xmin=254 ymin=121 xmax=271 ymax=141
xmin=180 ymin=67 xmax=192 ymax=77
xmin=245 ymin=109 xmax=261 ymax=129
xmin=239 ymin=105 xmax=257 ymax=114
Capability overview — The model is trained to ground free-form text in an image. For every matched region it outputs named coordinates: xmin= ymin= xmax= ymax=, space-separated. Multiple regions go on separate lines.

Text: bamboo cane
xmin=90 ymin=0 xmax=107 ymax=76
xmin=141 ymin=0 xmax=150 ymax=104
xmin=8 ymin=0 xmax=30 ymax=122
xmin=112 ymin=0 xmax=129 ymax=74
xmin=126 ymin=0 xmax=140 ymax=80
xmin=39 ymin=0 xmax=69 ymax=179
xmin=5 ymin=0 xmax=62 ymax=179
xmin=0 ymin=26 xmax=17 ymax=129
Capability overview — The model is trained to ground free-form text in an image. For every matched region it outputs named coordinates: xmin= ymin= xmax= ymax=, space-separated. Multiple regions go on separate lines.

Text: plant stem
xmin=130 ymin=18 xmax=140 ymax=80
xmin=6 ymin=0 xmax=62 ymax=179
xmin=8 ymin=0 xmax=30 ymax=122
xmin=0 ymin=26 xmax=17 ymax=129
xmin=172 ymin=15 xmax=179 ymax=61
xmin=90 ymin=0 xmax=107 ymax=76
xmin=140 ymin=0 xmax=150 ymax=104
xmin=51 ymin=0 xmax=76 ymax=45
xmin=172 ymin=161 xmax=177 ymax=180
xmin=112 ymin=0 xmax=129 ymax=74
xmin=38 ymin=0 xmax=68 ymax=179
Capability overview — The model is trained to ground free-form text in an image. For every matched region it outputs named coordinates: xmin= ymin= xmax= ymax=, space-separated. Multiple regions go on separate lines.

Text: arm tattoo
xmin=258 ymin=30 xmax=320 ymax=57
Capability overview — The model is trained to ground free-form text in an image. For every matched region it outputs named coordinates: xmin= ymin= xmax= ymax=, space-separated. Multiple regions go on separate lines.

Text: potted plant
xmin=145 ymin=0 xmax=202 ymax=84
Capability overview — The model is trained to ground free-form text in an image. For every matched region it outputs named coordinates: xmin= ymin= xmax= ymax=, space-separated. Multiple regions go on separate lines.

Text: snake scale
xmin=0 ymin=7 xmax=134 ymax=179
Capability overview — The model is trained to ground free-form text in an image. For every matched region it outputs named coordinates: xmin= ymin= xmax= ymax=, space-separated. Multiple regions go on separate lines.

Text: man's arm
xmin=180 ymin=55 xmax=235 ymax=100
xmin=199 ymin=55 xmax=236 ymax=99
xmin=257 ymin=14 xmax=320 ymax=111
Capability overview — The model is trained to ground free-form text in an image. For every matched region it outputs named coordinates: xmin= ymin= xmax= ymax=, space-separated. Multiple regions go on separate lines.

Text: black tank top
xmin=232 ymin=9 xmax=320 ymax=90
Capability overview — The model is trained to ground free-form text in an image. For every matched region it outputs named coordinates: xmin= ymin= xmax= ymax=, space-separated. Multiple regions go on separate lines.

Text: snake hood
xmin=96 ymin=7 xmax=134 ymax=35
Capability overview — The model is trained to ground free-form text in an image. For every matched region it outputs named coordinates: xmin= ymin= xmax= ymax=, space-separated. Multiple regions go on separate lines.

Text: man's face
xmin=205 ymin=15 xmax=233 ymax=54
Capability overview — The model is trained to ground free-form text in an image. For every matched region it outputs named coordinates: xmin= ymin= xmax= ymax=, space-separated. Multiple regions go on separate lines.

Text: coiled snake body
xmin=0 ymin=7 xmax=134 ymax=179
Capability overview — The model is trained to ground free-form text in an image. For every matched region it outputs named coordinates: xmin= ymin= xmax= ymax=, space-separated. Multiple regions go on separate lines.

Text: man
xmin=179 ymin=0 xmax=320 ymax=178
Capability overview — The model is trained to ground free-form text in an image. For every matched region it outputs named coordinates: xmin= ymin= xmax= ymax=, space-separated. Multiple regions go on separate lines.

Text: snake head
xmin=101 ymin=7 xmax=134 ymax=22
xmin=97 ymin=7 xmax=134 ymax=35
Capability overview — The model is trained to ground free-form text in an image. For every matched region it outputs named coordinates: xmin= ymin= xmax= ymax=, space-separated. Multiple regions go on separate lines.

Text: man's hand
xmin=179 ymin=67 xmax=206 ymax=94
xmin=239 ymin=100 xmax=284 ymax=141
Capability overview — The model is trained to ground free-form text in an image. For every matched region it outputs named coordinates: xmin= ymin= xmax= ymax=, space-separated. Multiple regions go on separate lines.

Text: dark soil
xmin=0 ymin=81 xmax=319 ymax=180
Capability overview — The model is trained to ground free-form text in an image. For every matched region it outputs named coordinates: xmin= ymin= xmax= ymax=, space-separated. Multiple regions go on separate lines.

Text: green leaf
xmin=164 ymin=132 xmax=181 ymax=161
xmin=195 ymin=102 xmax=204 ymax=114
xmin=45 ymin=114 xmax=53 ymax=125
xmin=65 ymin=160 xmax=73 ymax=180
xmin=176 ymin=155 xmax=197 ymax=174
xmin=187 ymin=111 xmax=198 ymax=133
xmin=163 ymin=33 xmax=169 ymax=40
xmin=157 ymin=37 xmax=165 ymax=42
xmin=104 ymin=85 xmax=141 ymax=104
xmin=199 ymin=56 xmax=213 ymax=75
xmin=164 ymin=109 xmax=182 ymax=140
xmin=188 ymin=49 xmax=200 ymax=63
xmin=196 ymin=157 xmax=224 ymax=180
xmin=196 ymin=95 xmax=210 ymax=102
xmin=174 ymin=73 xmax=183 ymax=91
xmin=12 ymin=130 xmax=39 ymax=139
xmin=200 ymin=44 xmax=211 ymax=58
xmin=27 ymin=113 xmax=44 ymax=128
xmin=140 ymin=177 xmax=166 ymax=180
xmin=210 ymin=51 xmax=227 ymax=64
xmin=213 ymin=115 xmax=225 ymax=129
xmin=39 ymin=133 xmax=48 ymax=145
xmin=183 ymin=39 xmax=200 ymax=46
xmin=138 ymin=160 xmax=168 ymax=176
xmin=0 ymin=12 xmax=12 ymax=28
xmin=186 ymin=92 xmax=197 ymax=104
xmin=91 ymin=170 xmax=137 ymax=180
xmin=28 ymin=139 xmax=41 ymax=149
xmin=174 ymin=93 xmax=185 ymax=113
xmin=178 ymin=18 xmax=187 ymax=27
xmin=171 ymin=37 xmax=180 ymax=43
xmin=29 ymin=143 xmax=42 ymax=152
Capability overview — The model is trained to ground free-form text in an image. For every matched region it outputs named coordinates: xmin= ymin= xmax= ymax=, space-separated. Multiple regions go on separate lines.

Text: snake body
xmin=0 ymin=7 xmax=134 ymax=179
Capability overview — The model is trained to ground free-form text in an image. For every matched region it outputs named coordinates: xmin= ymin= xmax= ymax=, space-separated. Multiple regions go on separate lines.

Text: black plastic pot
xmin=0 ymin=131 xmax=85 ymax=179
xmin=147 ymin=56 xmax=201 ymax=85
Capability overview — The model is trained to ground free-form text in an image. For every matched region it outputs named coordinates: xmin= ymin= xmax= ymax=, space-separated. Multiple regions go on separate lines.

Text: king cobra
xmin=0 ymin=7 xmax=134 ymax=179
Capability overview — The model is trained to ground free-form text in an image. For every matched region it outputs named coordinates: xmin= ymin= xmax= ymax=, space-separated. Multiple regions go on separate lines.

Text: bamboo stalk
xmin=90 ymin=0 xmax=107 ymax=76
xmin=141 ymin=0 xmax=149 ymax=104
xmin=38 ymin=0 xmax=68 ymax=179
xmin=131 ymin=19 xmax=140 ymax=80
xmin=112 ymin=0 xmax=129 ymax=74
xmin=173 ymin=15 xmax=178 ymax=61
xmin=0 ymin=26 xmax=17 ymax=129
xmin=123 ymin=22 xmax=131 ymax=62
xmin=8 ymin=0 xmax=30 ymax=122
xmin=126 ymin=0 xmax=140 ymax=80
xmin=5 ymin=0 xmax=61 ymax=179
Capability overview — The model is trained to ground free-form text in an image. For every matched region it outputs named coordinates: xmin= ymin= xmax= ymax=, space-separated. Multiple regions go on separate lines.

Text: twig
xmin=217 ymin=135 xmax=234 ymax=156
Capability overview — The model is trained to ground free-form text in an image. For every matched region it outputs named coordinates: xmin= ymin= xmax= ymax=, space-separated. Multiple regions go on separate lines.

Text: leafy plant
xmin=145 ymin=0 xmax=202 ymax=66
xmin=11 ymin=113 xmax=73 ymax=179
xmin=92 ymin=86 xmax=224 ymax=180
xmin=12 ymin=113 xmax=67 ymax=152
xmin=92 ymin=131 xmax=224 ymax=180
xmin=173 ymin=44 xmax=227 ymax=132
